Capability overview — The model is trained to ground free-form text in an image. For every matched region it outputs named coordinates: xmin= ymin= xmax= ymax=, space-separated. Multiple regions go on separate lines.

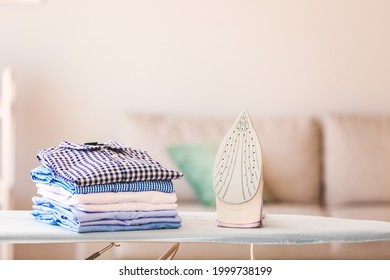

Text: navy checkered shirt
xmin=37 ymin=140 xmax=183 ymax=187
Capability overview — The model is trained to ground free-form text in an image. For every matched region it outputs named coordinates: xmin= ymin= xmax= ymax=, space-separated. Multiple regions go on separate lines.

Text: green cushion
xmin=167 ymin=142 xmax=218 ymax=207
xmin=167 ymin=142 xmax=275 ymax=207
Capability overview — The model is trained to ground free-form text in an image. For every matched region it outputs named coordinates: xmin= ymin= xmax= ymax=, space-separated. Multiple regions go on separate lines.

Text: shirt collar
xmin=59 ymin=140 xmax=125 ymax=151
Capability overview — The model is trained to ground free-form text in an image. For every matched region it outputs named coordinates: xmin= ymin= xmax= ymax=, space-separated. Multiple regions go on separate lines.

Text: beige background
xmin=1 ymin=0 xmax=390 ymax=259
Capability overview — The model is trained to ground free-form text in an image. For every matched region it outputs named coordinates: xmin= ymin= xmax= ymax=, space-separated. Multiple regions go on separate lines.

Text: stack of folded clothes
xmin=30 ymin=140 xmax=183 ymax=233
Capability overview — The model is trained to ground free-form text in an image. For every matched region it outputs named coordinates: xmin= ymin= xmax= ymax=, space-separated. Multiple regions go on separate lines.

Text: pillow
xmin=167 ymin=142 xmax=275 ymax=207
xmin=324 ymin=114 xmax=390 ymax=205
xmin=167 ymin=142 xmax=218 ymax=207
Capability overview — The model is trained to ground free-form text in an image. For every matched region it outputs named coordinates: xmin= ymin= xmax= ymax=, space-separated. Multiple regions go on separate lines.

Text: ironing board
xmin=1 ymin=210 xmax=390 ymax=259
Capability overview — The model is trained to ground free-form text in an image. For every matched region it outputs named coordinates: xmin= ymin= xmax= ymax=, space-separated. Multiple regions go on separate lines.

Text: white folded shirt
xmin=36 ymin=183 xmax=177 ymax=205
xmin=71 ymin=201 xmax=178 ymax=212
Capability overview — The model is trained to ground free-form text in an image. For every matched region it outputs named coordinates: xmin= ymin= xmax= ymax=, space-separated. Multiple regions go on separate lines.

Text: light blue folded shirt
xmin=30 ymin=165 xmax=175 ymax=194
xmin=32 ymin=196 xmax=182 ymax=233
xmin=32 ymin=196 xmax=179 ymax=222
xmin=34 ymin=214 xmax=181 ymax=233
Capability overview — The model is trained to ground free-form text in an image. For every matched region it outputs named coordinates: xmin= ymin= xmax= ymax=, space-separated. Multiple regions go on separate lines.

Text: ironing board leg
xmin=85 ymin=242 xmax=120 ymax=260
xmin=159 ymin=243 xmax=180 ymax=260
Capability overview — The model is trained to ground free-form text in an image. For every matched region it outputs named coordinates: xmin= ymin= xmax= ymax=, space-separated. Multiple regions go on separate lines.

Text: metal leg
xmin=159 ymin=243 xmax=180 ymax=260
xmin=84 ymin=242 xmax=180 ymax=260
xmin=85 ymin=242 xmax=120 ymax=260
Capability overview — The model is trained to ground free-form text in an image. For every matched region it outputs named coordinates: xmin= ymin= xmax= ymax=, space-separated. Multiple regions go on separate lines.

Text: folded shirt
xmin=32 ymin=196 xmax=177 ymax=212
xmin=32 ymin=197 xmax=182 ymax=233
xmin=30 ymin=165 xmax=175 ymax=194
xmin=33 ymin=213 xmax=181 ymax=233
xmin=36 ymin=183 xmax=178 ymax=205
xmin=37 ymin=140 xmax=183 ymax=186
xmin=33 ymin=210 xmax=181 ymax=226
xmin=32 ymin=197 xmax=179 ymax=223
xmin=72 ymin=222 xmax=181 ymax=233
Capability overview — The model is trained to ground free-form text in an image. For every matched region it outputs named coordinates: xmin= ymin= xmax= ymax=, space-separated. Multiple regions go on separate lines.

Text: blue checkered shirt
xmin=37 ymin=140 xmax=183 ymax=187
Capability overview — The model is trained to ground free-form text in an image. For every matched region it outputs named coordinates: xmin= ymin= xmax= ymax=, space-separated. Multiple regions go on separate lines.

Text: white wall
xmin=1 ymin=0 xmax=390 ymax=259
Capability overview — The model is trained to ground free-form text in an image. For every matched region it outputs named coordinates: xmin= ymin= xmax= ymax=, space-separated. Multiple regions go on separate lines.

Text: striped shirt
xmin=31 ymin=165 xmax=176 ymax=194
xmin=37 ymin=140 xmax=183 ymax=187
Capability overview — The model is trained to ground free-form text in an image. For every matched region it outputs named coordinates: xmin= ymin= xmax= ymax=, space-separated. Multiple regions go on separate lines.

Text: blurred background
xmin=1 ymin=0 xmax=390 ymax=259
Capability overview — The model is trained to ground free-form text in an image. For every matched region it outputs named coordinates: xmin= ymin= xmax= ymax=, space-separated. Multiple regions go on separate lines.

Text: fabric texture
xmin=36 ymin=184 xmax=177 ymax=205
xmin=30 ymin=140 xmax=182 ymax=233
xmin=167 ymin=142 xmax=218 ymax=207
xmin=30 ymin=165 xmax=175 ymax=194
xmin=37 ymin=140 xmax=183 ymax=186
xmin=324 ymin=114 xmax=390 ymax=205
xmin=33 ymin=196 xmax=177 ymax=212
xmin=32 ymin=196 xmax=179 ymax=222
xmin=32 ymin=197 xmax=181 ymax=233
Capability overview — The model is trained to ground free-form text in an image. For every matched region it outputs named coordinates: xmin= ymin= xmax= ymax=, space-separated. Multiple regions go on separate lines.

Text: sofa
xmin=101 ymin=112 xmax=390 ymax=260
